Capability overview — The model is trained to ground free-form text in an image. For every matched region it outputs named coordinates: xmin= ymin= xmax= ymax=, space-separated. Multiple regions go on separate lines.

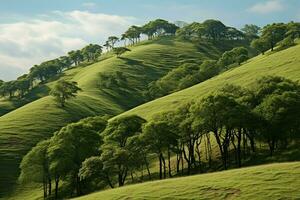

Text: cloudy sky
xmin=0 ymin=0 xmax=299 ymax=80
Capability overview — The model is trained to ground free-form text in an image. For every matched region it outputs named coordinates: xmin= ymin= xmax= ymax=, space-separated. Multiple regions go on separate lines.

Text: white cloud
xmin=0 ymin=11 xmax=136 ymax=80
xmin=248 ymin=0 xmax=284 ymax=14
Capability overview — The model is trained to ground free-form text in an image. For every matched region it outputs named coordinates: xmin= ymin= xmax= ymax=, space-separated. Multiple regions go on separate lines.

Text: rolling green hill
xmin=119 ymin=43 xmax=300 ymax=120
xmin=74 ymin=162 xmax=300 ymax=200
xmin=0 ymin=37 xmax=243 ymax=197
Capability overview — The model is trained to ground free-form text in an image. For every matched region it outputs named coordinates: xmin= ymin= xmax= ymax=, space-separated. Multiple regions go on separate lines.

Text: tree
xmin=142 ymin=119 xmax=177 ymax=179
xmin=241 ymin=24 xmax=261 ymax=40
xmin=278 ymin=36 xmax=295 ymax=49
xmin=124 ymin=26 xmax=143 ymax=45
xmin=113 ymin=47 xmax=131 ymax=58
xmin=218 ymin=51 xmax=236 ymax=68
xmin=174 ymin=104 xmax=202 ymax=174
xmin=261 ymin=23 xmax=287 ymax=51
xmin=19 ymin=140 xmax=51 ymax=198
xmin=232 ymin=47 xmax=249 ymax=65
xmin=199 ymin=60 xmax=219 ymax=79
xmin=81 ymin=44 xmax=103 ymax=62
xmin=226 ymin=27 xmax=245 ymax=40
xmin=47 ymin=117 xmax=106 ymax=197
xmin=79 ymin=156 xmax=115 ymax=190
xmin=68 ymin=50 xmax=84 ymax=66
xmin=101 ymin=115 xmax=146 ymax=186
xmin=251 ymin=38 xmax=269 ymax=55
xmin=191 ymin=93 xmax=243 ymax=169
xmin=218 ymin=47 xmax=248 ymax=68
xmin=252 ymin=76 xmax=300 ymax=155
xmin=286 ymin=22 xmax=300 ymax=39
xmin=59 ymin=56 xmax=72 ymax=69
xmin=107 ymin=36 xmax=119 ymax=48
xmin=50 ymin=80 xmax=81 ymax=107
xmin=202 ymin=19 xmax=227 ymax=40
xmin=255 ymin=91 xmax=300 ymax=156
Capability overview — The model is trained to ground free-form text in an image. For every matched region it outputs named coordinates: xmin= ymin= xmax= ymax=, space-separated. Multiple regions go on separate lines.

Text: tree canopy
xmin=50 ymin=80 xmax=81 ymax=107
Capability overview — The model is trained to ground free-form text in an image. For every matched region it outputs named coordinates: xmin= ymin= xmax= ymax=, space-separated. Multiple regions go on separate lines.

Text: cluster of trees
xmin=251 ymin=22 xmax=300 ymax=55
xmin=176 ymin=20 xmax=246 ymax=41
xmin=19 ymin=116 xmax=107 ymax=199
xmin=0 ymin=44 xmax=102 ymax=100
xmin=0 ymin=76 xmax=31 ymax=98
xmin=103 ymin=19 xmax=178 ymax=50
xmin=21 ymin=75 xmax=300 ymax=199
xmin=146 ymin=47 xmax=249 ymax=99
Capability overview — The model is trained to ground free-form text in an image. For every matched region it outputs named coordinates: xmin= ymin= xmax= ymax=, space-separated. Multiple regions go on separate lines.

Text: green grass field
xmin=119 ymin=43 xmax=300 ymax=120
xmin=0 ymin=37 xmax=241 ymax=197
xmin=73 ymin=162 xmax=300 ymax=200
xmin=1 ymin=37 xmax=299 ymax=199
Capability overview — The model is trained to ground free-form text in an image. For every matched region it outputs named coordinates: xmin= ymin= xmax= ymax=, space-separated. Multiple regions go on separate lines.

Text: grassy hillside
xmin=120 ymin=43 xmax=300 ymax=120
xmin=74 ymin=162 xmax=300 ymax=200
xmin=0 ymin=85 xmax=50 ymax=116
xmin=0 ymin=37 xmax=242 ymax=197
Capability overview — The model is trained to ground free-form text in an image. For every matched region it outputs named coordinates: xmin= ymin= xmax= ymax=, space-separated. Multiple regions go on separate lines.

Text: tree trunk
xmin=43 ymin=177 xmax=47 ymax=198
xmin=143 ymin=155 xmax=151 ymax=180
xmin=269 ymin=139 xmax=275 ymax=156
xmin=161 ymin=155 xmax=166 ymax=179
xmin=76 ymin=176 xmax=82 ymax=196
xmin=183 ymin=146 xmax=191 ymax=175
xmin=237 ymin=128 xmax=242 ymax=167
xmin=159 ymin=153 xmax=163 ymax=179
xmin=176 ymin=152 xmax=180 ymax=173
xmin=130 ymin=171 xmax=134 ymax=182
xmin=55 ymin=176 xmax=59 ymax=200
xmin=48 ymin=177 xmax=52 ymax=196
xmin=105 ymin=174 xmax=114 ymax=188
xmin=168 ymin=148 xmax=172 ymax=177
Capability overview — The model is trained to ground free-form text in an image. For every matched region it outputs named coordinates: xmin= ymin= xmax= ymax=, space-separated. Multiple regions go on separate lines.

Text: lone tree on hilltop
xmin=50 ymin=80 xmax=81 ymax=107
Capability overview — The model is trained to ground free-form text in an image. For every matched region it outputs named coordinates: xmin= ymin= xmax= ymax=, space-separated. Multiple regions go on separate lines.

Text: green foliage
xmin=261 ymin=23 xmax=288 ymax=51
xmin=20 ymin=116 xmax=107 ymax=198
xmin=286 ymin=22 xmax=300 ymax=39
xmin=19 ymin=140 xmax=50 ymax=184
xmin=278 ymin=36 xmax=295 ymax=50
xmin=176 ymin=19 xmax=245 ymax=41
xmin=241 ymin=24 xmax=261 ymax=40
xmin=107 ymin=36 xmax=119 ymax=48
xmin=251 ymin=38 xmax=269 ymax=55
xmin=101 ymin=115 xmax=146 ymax=186
xmin=218 ymin=47 xmax=249 ymax=67
xmin=82 ymin=44 xmax=103 ymax=62
xmin=122 ymin=26 xmax=143 ymax=45
xmin=112 ymin=47 xmax=131 ymax=57
xmin=142 ymin=19 xmax=179 ymax=39
xmin=50 ymin=80 xmax=81 ymax=107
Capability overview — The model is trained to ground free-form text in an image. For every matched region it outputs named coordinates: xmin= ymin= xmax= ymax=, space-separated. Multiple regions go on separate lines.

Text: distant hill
xmin=119 ymin=43 xmax=300 ymax=120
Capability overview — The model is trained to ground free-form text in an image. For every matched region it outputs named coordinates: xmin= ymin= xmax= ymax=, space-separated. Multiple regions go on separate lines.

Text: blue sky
xmin=0 ymin=0 xmax=299 ymax=80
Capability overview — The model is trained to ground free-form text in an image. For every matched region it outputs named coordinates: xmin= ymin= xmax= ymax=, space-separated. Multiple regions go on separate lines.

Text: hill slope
xmin=0 ymin=37 xmax=242 ymax=197
xmin=74 ymin=162 xmax=300 ymax=200
xmin=119 ymin=43 xmax=300 ymax=119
